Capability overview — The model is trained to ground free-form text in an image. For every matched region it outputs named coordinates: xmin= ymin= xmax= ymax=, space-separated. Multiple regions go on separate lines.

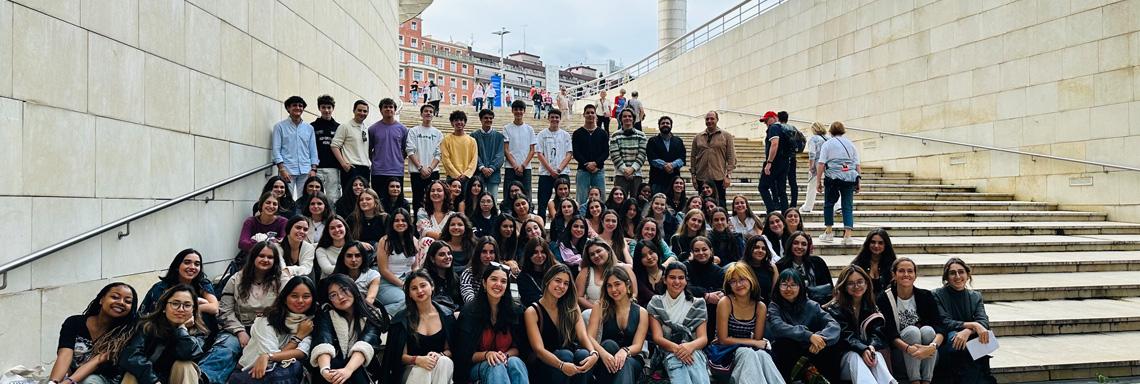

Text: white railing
xmin=565 ymin=0 xmax=786 ymax=100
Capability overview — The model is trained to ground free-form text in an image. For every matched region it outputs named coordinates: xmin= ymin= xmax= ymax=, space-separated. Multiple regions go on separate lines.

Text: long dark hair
xmin=471 ymin=191 xmax=499 ymax=218
xmin=349 ymin=188 xmax=383 ymax=240
xmin=303 ymin=192 xmax=333 ymax=224
xmin=140 ymin=284 xmax=207 ymax=338
xmin=468 ymin=236 xmax=499 ymax=278
xmin=492 ymin=214 xmax=521 ymax=260
xmin=599 ymin=209 xmax=625 ymax=248
xmin=279 ymin=216 xmax=312 ymax=267
xmin=599 ymin=267 xmax=634 ymax=323
xmin=440 ymin=212 xmax=477 ymax=253
xmin=665 ymin=175 xmax=688 ymax=212
xmin=540 ymin=264 xmax=580 ymax=348
xmin=261 ymin=176 xmax=295 ymax=212
xmin=521 ymin=238 xmax=555 ymax=274
xmin=461 ymin=178 xmax=485 ymax=217
xmin=332 ymin=242 xmax=371 ymax=277
xmin=84 ymin=282 xmax=140 ymax=362
xmin=761 ymin=211 xmax=789 ymax=256
xmin=238 ymin=241 xmax=284 ymax=300
xmin=707 ymin=207 xmax=741 ymax=261
xmin=852 ymin=228 xmax=897 ymax=276
xmin=473 ymin=264 xmax=519 ymax=331
xmin=423 ymin=241 xmax=457 ymax=290
xmin=604 ymin=186 xmax=628 ymax=211
xmin=632 ymin=240 xmax=661 ymax=290
xmin=402 ymin=269 xmax=435 ymax=345
xmin=558 ymin=217 xmax=589 ymax=254
xmin=266 ymin=276 xmax=318 ymax=334
xmin=316 ymin=215 xmax=354 ymax=249
xmin=159 ymin=249 xmax=209 ymax=289
xmin=379 ymin=179 xmax=408 ymax=214
xmin=661 ymin=261 xmax=694 ymax=301
xmin=382 ymin=208 xmax=417 ymax=256
xmin=826 ymin=265 xmax=878 ymax=312
xmin=423 ymin=180 xmax=453 ymax=216
xmin=773 ymin=269 xmax=808 ymax=312
xmin=744 ymin=236 xmax=774 ymax=273
xmin=775 ymin=231 xmax=814 ymax=271
xmin=321 ymin=274 xmax=386 ymax=327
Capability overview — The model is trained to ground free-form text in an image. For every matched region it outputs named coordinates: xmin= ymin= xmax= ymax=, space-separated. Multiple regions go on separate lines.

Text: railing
xmin=566 ymin=0 xmax=786 ymax=99
xmin=0 ymin=163 xmax=276 ymax=290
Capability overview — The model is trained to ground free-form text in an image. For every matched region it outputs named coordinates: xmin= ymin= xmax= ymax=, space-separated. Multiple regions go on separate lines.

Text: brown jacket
xmin=690 ymin=128 xmax=736 ymax=182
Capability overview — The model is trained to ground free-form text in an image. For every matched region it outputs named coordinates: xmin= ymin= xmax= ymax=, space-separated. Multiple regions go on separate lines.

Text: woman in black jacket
xmin=117 ymin=284 xmax=205 ymax=384
xmin=453 ymin=263 xmax=529 ymax=384
xmin=707 ymin=208 xmax=745 ymax=266
xmin=310 ymin=274 xmax=387 ymax=384
xmin=851 ymin=228 xmax=897 ymax=296
xmin=381 ymin=269 xmax=455 ymax=384
xmin=822 ymin=265 xmax=894 ymax=384
xmin=743 ymin=236 xmax=778 ymax=304
xmin=685 ymin=237 xmax=725 ymax=329
xmin=776 ymin=231 xmax=833 ymax=304
xmin=878 ymin=257 xmax=944 ymax=384
xmin=519 ymin=238 xmax=557 ymax=307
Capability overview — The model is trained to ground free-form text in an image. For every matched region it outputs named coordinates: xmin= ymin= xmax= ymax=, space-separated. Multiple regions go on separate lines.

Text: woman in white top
xmin=332 ymin=242 xmax=381 ymax=305
xmin=220 ymin=241 xmax=290 ymax=347
xmin=230 ymin=276 xmax=316 ymax=384
xmin=417 ymin=180 xmax=452 ymax=239
xmin=315 ymin=215 xmax=352 ymax=280
xmin=577 ymin=239 xmax=637 ymax=315
xmin=279 ymin=216 xmax=316 ymax=278
xmin=376 ymin=208 xmax=421 ymax=315
xmin=815 ymin=121 xmax=861 ymax=244
xmin=304 ymin=193 xmax=333 ymax=243
xmin=800 ymin=122 xmax=828 ymax=213
xmin=729 ymin=195 xmax=763 ymax=238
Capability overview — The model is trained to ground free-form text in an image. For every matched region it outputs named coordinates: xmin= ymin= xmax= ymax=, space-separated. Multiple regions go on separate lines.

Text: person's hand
xmin=485 ymin=351 xmax=506 ymax=366
xmin=808 ymin=334 xmax=826 ymax=354
xmin=414 ymin=354 xmax=437 ymax=370
xmin=504 ymin=260 xmax=521 ymax=275
xmin=855 ymin=181 xmax=861 ymax=194
xmin=419 ymin=167 xmax=431 ymax=179
xmin=600 ymin=351 xmax=617 ymax=373
xmin=723 ymin=178 xmax=731 ymax=188
xmin=861 ymin=348 xmax=877 ymax=367
xmin=251 ymin=233 xmax=269 ymax=243
xmin=764 ymin=163 xmax=772 ymax=175
xmin=914 ymin=344 xmax=937 ymax=359
xmin=974 ymin=324 xmax=991 ymax=344
xmin=704 ymin=291 xmax=723 ymax=304
xmin=296 ymin=319 xmax=314 ymax=338
xmin=577 ymin=353 xmax=599 ymax=371
xmin=952 ymin=329 xmax=972 ymax=350
xmin=817 ymin=183 xmax=824 ymax=193
xmin=278 ymin=168 xmax=291 ymax=183
xmin=586 ymin=162 xmax=598 ymax=172
xmin=752 ymin=338 xmax=768 ymax=349
xmin=359 ymin=242 xmax=375 ymax=251
xmin=557 ymin=361 xmax=577 ymax=376
xmin=324 ymin=368 xmax=353 ymax=384
xmin=482 ymin=167 xmax=493 ymax=177
xmin=251 ymin=354 xmax=270 ymax=379
xmin=664 ymin=163 xmax=674 ymax=173
xmin=198 ymin=297 xmax=209 ymax=305
xmin=237 ymin=331 xmax=250 ymax=348
xmin=458 ymin=175 xmax=469 ymax=183
xmin=623 ymin=167 xmax=633 ymax=177
xmin=674 ymin=342 xmax=694 ymax=364
xmin=612 ymin=349 xmax=628 ymax=372
xmin=341 ymin=162 xmax=352 ymax=172
xmin=309 ymin=170 xmax=317 ymax=178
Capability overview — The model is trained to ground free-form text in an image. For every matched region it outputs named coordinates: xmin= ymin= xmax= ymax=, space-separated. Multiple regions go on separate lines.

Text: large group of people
xmin=48 ymin=95 xmax=995 ymax=384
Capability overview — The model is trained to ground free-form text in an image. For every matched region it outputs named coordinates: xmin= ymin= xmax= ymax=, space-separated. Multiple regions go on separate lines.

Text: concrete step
xmin=805 ymin=221 xmax=1140 ymax=237
xmin=986 ymin=299 xmax=1140 ymax=337
xmin=798 ymin=200 xmax=1054 ymax=212
xmin=820 ymin=251 xmax=1140 ymax=276
xmin=795 ymin=210 xmax=1106 ymax=222
xmin=812 ymin=235 xmax=1140 ymax=256
xmin=991 ymin=331 xmax=1140 ymax=383
xmin=909 ymin=270 xmax=1140 ymax=301
xmin=731 ymin=191 xmax=1013 ymax=201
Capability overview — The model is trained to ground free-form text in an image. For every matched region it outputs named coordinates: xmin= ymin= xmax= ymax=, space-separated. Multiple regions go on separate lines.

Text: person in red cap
xmin=758 ymin=111 xmax=793 ymax=213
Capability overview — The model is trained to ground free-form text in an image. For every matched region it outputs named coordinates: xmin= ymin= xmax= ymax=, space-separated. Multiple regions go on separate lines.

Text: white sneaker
xmin=842 ymin=236 xmax=854 ymax=245
xmin=800 ymin=205 xmax=813 ymax=213
xmin=820 ymin=232 xmax=834 ymax=243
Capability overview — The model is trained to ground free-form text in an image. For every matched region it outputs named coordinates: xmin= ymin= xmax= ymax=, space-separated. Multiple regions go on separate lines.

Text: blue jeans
xmin=575 ymin=169 xmax=606 ymax=205
xmin=822 ymin=178 xmax=856 ymax=230
xmin=198 ymin=332 xmax=241 ymax=384
xmin=594 ymin=340 xmax=642 ymax=384
xmin=664 ymin=350 xmax=711 ymax=384
xmin=474 ymin=98 xmax=484 ymax=111
xmin=377 ymin=278 xmax=406 ymax=315
xmin=544 ymin=349 xmax=590 ymax=384
xmin=470 ymin=356 xmax=529 ymax=384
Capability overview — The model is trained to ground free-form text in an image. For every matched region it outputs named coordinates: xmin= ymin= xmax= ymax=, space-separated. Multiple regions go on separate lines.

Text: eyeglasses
xmin=489 ymin=261 xmax=511 ymax=273
xmin=167 ymin=301 xmax=194 ymax=311
xmin=846 ymin=281 xmax=867 ymax=288
xmin=779 ymin=283 xmax=800 ymax=290
xmin=327 ymin=288 xmax=352 ymax=300
xmin=729 ymin=279 xmax=750 ymax=286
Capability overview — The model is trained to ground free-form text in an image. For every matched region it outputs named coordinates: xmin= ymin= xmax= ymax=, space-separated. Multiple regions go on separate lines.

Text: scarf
xmin=794 ymin=259 xmax=816 ymax=287
xmin=330 ymin=311 xmax=358 ymax=355
xmin=661 ymin=290 xmax=694 ymax=328
xmin=284 ymin=312 xmax=307 ymax=333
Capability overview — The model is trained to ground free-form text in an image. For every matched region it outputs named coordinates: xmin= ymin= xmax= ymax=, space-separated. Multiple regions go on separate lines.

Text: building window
xmin=462 ymin=80 xmax=468 ymax=89
xmin=428 ymin=73 xmax=435 ymax=80
xmin=463 ymin=96 xmax=469 ymax=104
xmin=450 ymin=78 xmax=456 ymax=88
xmin=410 ymin=53 xmax=418 ymax=63
xmin=451 ymin=62 xmax=457 ymax=71
xmin=411 ymin=21 xmax=417 ymax=30
xmin=450 ymin=93 xmax=457 ymax=104
xmin=462 ymin=64 xmax=468 ymax=72
xmin=432 ymin=44 xmax=437 ymax=50
xmin=399 ymin=68 xmax=405 ymax=78
xmin=399 ymin=35 xmax=404 ymax=44
xmin=444 ymin=47 xmax=450 ymax=53
xmin=399 ymin=85 xmax=404 ymax=94
xmin=437 ymin=60 xmax=444 ymax=69
xmin=413 ymin=70 xmax=423 ymax=81
xmin=411 ymin=38 xmax=418 ymax=48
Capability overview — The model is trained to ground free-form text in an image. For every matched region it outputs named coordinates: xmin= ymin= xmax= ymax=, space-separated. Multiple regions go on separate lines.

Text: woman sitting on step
xmin=302 ymin=192 xmax=333 ymax=244
xmin=710 ymin=263 xmax=783 ymax=384
xmin=761 ymin=211 xmax=791 ymax=262
xmin=767 ymin=269 xmax=840 ymax=382
xmin=253 ymin=176 xmax=296 ymax=219
xmin=315 ymin=215 xmax=353 ymax=280
xmin=647 ymin=262 xmax=712 ymax=384
xmin=220 ymin=241 xmax=289 ymax=349
xmin=117 ymin=285 xmax=206 ymax=384
xmin=279 ymin=216 xmax=316 ymax=278
xmin=239 ymin=192 xmax=288 ymax=253
xmin=51 ymin=282 xmax=138 ymax=384
xmin=822 ymin=265 xmax=896 ymax=384
xmin=851 ymin=228 xmax=898 ymax=297
xmin=586 ymin=267 xmax=649 ymax=384
xmin=380 ymin=269 xmax=456 ymax=384
xmin=775 ymin=231 xmax=833 ymax=305
xmin=453 ymin=263 xmax=530 ymax=384
xmin=932 ymin=258 xmax=996 ymax=384
xmin=878 ymin=257 xmax=945 ymax=384
xmin=310 ymin=274 xmax=388 ymax=384
xmin=229 ymin=276 xmax=317 ymax=384
xmin=347 ymin=188 xmax=385 ymax=251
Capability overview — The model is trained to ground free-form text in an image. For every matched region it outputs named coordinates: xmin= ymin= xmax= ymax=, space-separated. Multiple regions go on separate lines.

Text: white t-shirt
xmin=503 ymin=123 xmax=537 ymax=170
xmin=406 ymin=125 xmax=443 ymax=172
xmin=817 ymin=136 xmax=859 ymax=182
xmin=896 ymin=295 xmax=919 ymax=329
xmin=536 ymin=128 xmax=573 ymax=176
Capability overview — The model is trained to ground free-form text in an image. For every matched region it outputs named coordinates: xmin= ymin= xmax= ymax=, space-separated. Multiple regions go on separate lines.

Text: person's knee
xmin=600 ymin=339 xmax=620 ymax=354
xmin=553 ymin=349 xmax=574 ymax=361
xmin=920 ymin=325 xmax=936 ymax=343
xmin=900 ymin=325 xmax=921 ymax=343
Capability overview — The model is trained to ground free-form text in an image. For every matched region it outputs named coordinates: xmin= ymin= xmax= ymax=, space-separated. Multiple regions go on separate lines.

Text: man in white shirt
xmin=502 ymin=100 xmax=536 ymax=203
xmin=330 ymin=100 xmax=373 ymax=197
xmin=405 ymin=104 xmax=443 ymax=211
xmin=535 ymin=108 xmax=573 ymax=218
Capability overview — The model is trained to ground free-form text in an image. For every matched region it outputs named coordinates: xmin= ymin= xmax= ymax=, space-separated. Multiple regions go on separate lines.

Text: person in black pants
xmin=758 ymin=111 xmax=789 ymax=213
xmin=778 ymin=111 xmax=800 ymax=209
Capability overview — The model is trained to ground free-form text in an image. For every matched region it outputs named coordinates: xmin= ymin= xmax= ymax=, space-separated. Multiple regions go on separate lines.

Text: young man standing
xmin=627 ymin=91 xmax=646 ymax=131
xmin=367 ymin=98 xmax=407 ymax=192
xmin=609 ymin=109 xmax=648 ymax=194
xmin=312 ymin=95 xmax=341 ymax=201
xmin=779 ymin=111 xmax=802 ymax=209
xmin=272 ymin=95 xmax=319 ymax=198
xmin=535 ymin=109 xmax=573 ymax=218
xmin=440 ymin=110 xmax=478 ymax=183
xmin=646 ymin=115 xmax=686 ymax=194
xmin=572 ymin=104 xmax=609 ymax=205
xmin=471 ymin=109 xmax=506 ymax=197
xmin=502 ymin=100 xmax=536 ymax=202
xmin=405 ymin=104 xmax=444 ymax=211
xmin=759 ymin=110 xmax=790 ymax=213
xmin=690 ymin=111 xmax=736 ymax=208
xmin=332 ymin=100 xmax=373 ymax=196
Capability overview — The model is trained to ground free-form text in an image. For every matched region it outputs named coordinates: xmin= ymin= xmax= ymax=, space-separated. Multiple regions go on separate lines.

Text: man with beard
xmin=646 ymin=116 xmax=686 ymax=194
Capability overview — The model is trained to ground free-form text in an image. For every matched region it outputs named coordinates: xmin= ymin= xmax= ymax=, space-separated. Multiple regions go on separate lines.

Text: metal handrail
xmin=0 ymin=163 xmax=276 ymax=290
xmin=565 ymin=0 xmax=786 ymax=99
xmin=713 ymin=108 xmax=1140 ymax=173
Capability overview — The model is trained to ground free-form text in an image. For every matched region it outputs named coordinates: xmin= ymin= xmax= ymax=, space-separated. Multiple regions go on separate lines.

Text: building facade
xmin=398 ymin=17 xmax=477 ymax=106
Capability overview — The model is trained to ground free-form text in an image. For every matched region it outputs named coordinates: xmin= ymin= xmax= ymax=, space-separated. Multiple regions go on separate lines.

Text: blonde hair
xmin=722 ymin=262 xmax=760 ymax=300
xmin=810 ymin=121 xmax=827 ymax=135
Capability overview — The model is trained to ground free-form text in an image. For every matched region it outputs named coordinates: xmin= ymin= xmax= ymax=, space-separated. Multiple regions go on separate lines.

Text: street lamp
xmin=492 ymin=27 xmax=510 ymax=108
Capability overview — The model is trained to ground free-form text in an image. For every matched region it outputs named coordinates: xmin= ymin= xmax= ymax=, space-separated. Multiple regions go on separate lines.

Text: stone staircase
xmin=399 ymin=106 xmax=1140 ymax=382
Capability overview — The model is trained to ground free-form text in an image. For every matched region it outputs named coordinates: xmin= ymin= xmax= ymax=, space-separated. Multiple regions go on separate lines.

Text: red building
xmin=398 ymin=17 xmax=477 ymax=107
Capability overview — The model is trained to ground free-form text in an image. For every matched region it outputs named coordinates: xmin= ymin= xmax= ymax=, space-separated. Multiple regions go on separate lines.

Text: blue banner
xmin=491 ymin=75 xmax=502 ymax=108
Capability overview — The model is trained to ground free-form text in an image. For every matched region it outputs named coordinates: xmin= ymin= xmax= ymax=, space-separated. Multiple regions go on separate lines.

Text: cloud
xmin=416 ymin=0 xmax=741 ymax=69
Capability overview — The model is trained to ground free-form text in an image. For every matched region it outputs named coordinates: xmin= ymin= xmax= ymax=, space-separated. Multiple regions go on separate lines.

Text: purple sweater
xmin=238 ymin=216 xmax=287 ymax=252
xmin=368 ymin=120 xmax=408 ymax=176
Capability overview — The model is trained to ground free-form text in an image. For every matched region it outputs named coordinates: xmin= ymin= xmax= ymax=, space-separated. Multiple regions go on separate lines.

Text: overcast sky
xmin=417 ymin=0 xmax=741 ymax=69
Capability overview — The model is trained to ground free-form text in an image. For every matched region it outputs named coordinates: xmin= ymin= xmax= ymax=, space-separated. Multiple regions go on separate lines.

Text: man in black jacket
xmin=572 ymin=104 xmax=610 ymax=205
xmin=646 ymin=116 xmax=686 ymax=194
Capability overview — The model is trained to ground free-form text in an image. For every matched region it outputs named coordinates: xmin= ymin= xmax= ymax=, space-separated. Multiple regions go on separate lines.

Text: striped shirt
xmin=608 ymin=129 xmax=648 ymax=176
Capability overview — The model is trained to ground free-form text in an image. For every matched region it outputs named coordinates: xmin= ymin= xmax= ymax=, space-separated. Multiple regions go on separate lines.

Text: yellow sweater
xmin=440 ymin=133 xmax=478 ymax=178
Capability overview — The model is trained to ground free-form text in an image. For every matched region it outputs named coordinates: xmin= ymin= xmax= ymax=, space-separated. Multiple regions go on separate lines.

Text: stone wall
xmin=0 ymin=0 xmax=400 ymax=368
xmin=612 ymin=0 xmax=1140 ymax=222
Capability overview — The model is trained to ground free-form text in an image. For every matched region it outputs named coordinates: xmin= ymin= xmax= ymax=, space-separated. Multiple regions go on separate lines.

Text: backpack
xmin=782 ymin=124 xmax=806 ymax=154
xmin=791 ymin=126 xmax=807 ymax=153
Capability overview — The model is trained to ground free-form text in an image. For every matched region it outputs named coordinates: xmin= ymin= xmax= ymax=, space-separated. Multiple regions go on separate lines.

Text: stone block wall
xmin=0 ymin=0 xmax=400 ymax=368
xmin=613 ymin=0 xmax=1140 ymax=222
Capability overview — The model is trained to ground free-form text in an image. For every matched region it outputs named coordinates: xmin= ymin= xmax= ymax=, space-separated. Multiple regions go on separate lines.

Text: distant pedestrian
xmin=596 ymin=90 xmax=612 ymax=131
xmin=816 ymin=121 xmax=860 ymax=245
xmin=472 ymin=83 xmax=485 ymax=112
xmin=627 ymin=91 xmax=645 ymax=131
xmin=779 ymin=111 xmax=805 ymax=209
